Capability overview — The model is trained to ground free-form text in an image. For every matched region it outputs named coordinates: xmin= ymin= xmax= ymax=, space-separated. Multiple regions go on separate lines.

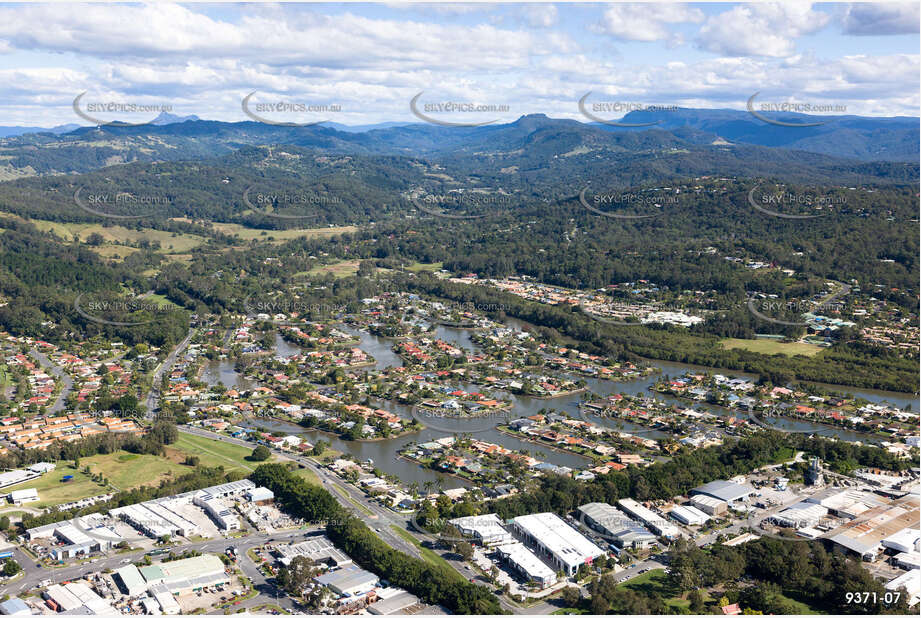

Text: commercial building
xmin=315 ymin=565 xmax=380 ymax=597
xmin=276 ymin=537 xmax=352 ymax=568
xmin=578 ymin=502 xmax=656 ymax=549
xmin=153 ymin=590 xmax=181 ymax=615
xmin=449 ymin=514 xmax=514 ymax=546
xmin=8 ymin=488 xmax=38 ymax=505
xmin=114 ymin=564 xmax=147 ymax=596
xmin=885 ymin=571 xmax=920 ymax=606
xmin=882 ymin=528 xmax=921 ymax=554
xmin=367 ymin=590 xmax=420 ymax=615
xmin=617 ymin=498 xmax=680 ymax=540
xmin=894 ymin=552 xmax=921 ymax=570
xmin=193 ymin=493 xmax=241 ymax=531
xmin=670 ymin=505 xmax=710 ymax=526
xmin=690 ymin=480 xmax=755 ymax=505
xmin=0 ymin=468 xmax=41 ymax=489
xmin=139 ymin=554 xmax=229 ymax=594
xmin=44 ymin=583 xmax=114 ymax=615
xmin=245 ymin=486 xmax=275 ymax=505
xmin=690 ymin=494 xmax=728 ymax=516
xmin=511 ymin=512 xmax=605 ymax=576
xmin=496 ymin=542 xmax=557 ymax=587
xmin=26 ymin=518 xmax=122 ymax=559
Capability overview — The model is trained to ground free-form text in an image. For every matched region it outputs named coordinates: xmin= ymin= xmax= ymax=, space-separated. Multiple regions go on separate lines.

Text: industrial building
xmin=495 ymin=542 xmax=557 ymax=587
xmin=114 ymin=564 xmax=147 ymax=597
xmin=276 ymin=537 xmax=353 ymax=568
xmin=315 ymin=565 xmax=380 ymax=597
xmin=670 ymin=504 xmax=710 ymax=526
xmin=617 ymin=498 xmax=680 ymax=540
xmin=769 ymin=502 xmax=830 ymax=529
xmin=826 ymin=494 xmax=920 ymax=561
xmin=367 ymin=590 xmax=420 ymax=615
xmin=0 ymin=598 xmax=30 ymax=616
xmin=578 ymin=502 xmax=656 ymax=549
xmin=690 ymin=494 xmax=728 ymax=516
xmin=689 ymin=480 xmax=756 ymax=506
xmin=511 ymin=512 xmax=605 ymax=576
xmin=139 ymin=554 xmax=230 ymax=594
xmin=448 ymin=514 xmax=514 ymax=546
xmin=193 ymin=492 xmax=241 ymax=530
xmin=8 ymin=488 xmax=38 ymax=505
xmin=886 ymin=571 xmax=920 ymax=606
xmin=26 ymin=517 xmax=124 ymax=559
xmin=43 ymin=583 xmax=115 ymax=614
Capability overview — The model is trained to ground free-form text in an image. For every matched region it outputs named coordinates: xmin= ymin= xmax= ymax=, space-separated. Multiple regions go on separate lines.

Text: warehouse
xmin=689 ymin=480 xmax=755 ymax=505
xmin=8 ymin=488 xmax=38 ymax=505
xmin=578 ymin=503 xmax=656 ymax=549
xmin=315 ymin=565 xmax=380 ymax=597
xmin=495 ymin=542 xmax=557 ymax=588
xmin=449 ymin=514 xmax=514 ymax=546
xmin=690 ymin=494 xmax=728 ymax=516
xmin=114 ymin=564 xmax=147 ymax=597
xmin=511 ymin=512 xmax=605 ymax=576
xmin=153 ymin=590 xmax=181 ymax=615
xmin=139 ymin=554 xmax=229 ymax=594
xmin=617 ymin=498 xmax=680 ymax=540
xmin=827 ymin=496 xmax=919 ymax=562
xmin=670 ymin=505 xmax=710 ymax=526
xmin=276 ymin=537 xmax=352 ymax=568
xmin=367 ymin=590 xmax=420 ymax=615
xmin=886 ymin=571 xmax=920 ymax=606
xmin=193 ymin=493 xmax=241 ymax=530
xmin=769 ymin=503 xmax=829 ymax=529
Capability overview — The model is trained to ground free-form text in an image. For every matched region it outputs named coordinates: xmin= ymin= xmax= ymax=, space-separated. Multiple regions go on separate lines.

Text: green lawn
xmin=720 ymin=338 xmax=823 ymax=357
xmin=617 ymin=568 xmax=701 ymax=611
xmin=293 ymin=467 xmax=320 ymax=486
xmin=405 ymin=261 xmax=444 ymax=273
xmin=7 ymin=451 xmax=188 ymax=507
xmin=390 ymin=525 xmax=466 ymax=582
xmin=167 ymin=433 xmax=277 ymax=473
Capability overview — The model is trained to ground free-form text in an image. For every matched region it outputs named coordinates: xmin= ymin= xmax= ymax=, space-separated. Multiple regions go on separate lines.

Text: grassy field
xmin=209 ymin=222 xmax=357 ymax=242
xmin=166 ymin=432 xmax=279 ymax=473
xmin=405 ymin=261 xmax=444 ymax=273
xmin=390 ymin=525 xmax=466 ymax=582
xmin=298 ymin=259 xmax=361 ymax=279
xmin=720 ymin=338 xmax=823 ymax=357
xmin=7 ymin=451 xmax=189 ymax=507
xmin=28 ymin=220 xmax=207 ymax=253
xmin=293 ymin=467 xmax=321 ymax=486
xmin=617 ymin=568 xmax=703 ymax=611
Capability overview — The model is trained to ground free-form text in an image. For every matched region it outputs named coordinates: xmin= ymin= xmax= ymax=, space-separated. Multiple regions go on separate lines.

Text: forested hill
xmin=0 ymin=110 xmax=917 ymax=178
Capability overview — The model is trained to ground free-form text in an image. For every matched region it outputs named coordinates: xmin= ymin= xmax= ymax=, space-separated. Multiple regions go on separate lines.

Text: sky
xmin=1 ymin=2 xmax=918 ymax=127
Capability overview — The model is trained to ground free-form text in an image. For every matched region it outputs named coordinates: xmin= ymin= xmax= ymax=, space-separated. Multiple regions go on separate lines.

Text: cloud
xmin=594 ymin=3 xmax=704 ymax=43
xmin=697 ymin=3 xmax=832 ymax=57
xmin=841 ymin=3 xmax=920 ymax=36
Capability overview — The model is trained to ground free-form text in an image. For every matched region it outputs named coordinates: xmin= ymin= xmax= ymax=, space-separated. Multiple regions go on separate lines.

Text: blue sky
xmin=1 ymin=2 xmax=918 ymax=126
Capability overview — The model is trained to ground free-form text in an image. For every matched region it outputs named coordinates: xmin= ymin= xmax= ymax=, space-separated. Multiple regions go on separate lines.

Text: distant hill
xmin=607 ymin=108 xmax=919 ymax=162
xmin=0 ymin=108 xmax=915 ymax=179
xmin=0 ymin=123 xmax=81 ymax=138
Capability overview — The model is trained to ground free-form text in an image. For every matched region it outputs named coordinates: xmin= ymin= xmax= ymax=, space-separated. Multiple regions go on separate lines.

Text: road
xmin=29 ymin=347 xmax=73 ymax=414
xmin=145 ymin=329 xmax=196 ymax=419
xmin=179 ymin=427 xmax=528 ymax=613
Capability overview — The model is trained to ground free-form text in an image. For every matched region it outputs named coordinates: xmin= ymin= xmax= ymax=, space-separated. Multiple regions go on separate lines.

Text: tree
xmin=276 ymin=555 xmax=317 ymax=596
xmin=455 ymin=541 xmax=474 ymax=561
xmin=0 ymin=516 xmax=9 ymax=531
xmin=2 ymin=559 xmax=20 ymax=576
xmin=689 ymin=589 xmax=706 ymax=613
xmin=248 ymin=445 xmax=272 ymax=461
xmin=561 ymin=586 xmax=581 ymax=608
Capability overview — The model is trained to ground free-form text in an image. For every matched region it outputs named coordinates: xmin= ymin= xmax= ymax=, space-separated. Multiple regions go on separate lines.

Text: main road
xmin=145 ymin=329 xmax=196 ymax=419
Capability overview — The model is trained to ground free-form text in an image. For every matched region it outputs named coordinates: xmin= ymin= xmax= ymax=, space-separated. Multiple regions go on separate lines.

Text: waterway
xmin=214 ymin=320 xmax=910 ymax=486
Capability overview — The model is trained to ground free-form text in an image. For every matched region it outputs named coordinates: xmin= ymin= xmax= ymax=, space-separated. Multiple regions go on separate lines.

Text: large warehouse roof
xmin=690 ymin=480 xmax=755 ymax=503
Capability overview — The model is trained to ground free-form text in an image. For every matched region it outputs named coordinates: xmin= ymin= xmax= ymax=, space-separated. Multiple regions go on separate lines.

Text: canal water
xmin=215 ymin=320 xmax=913 ymax=486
